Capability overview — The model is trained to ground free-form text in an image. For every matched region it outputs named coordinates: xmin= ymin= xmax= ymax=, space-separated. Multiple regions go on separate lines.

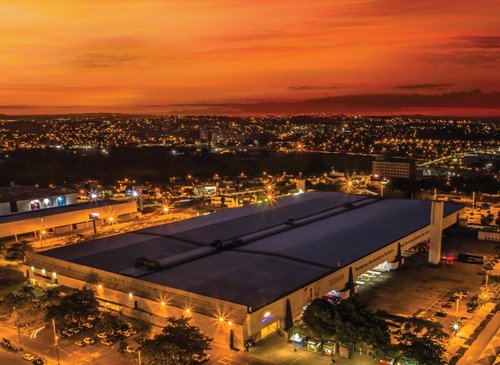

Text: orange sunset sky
xmin=1 ymin=0 xmax=499 ymax=116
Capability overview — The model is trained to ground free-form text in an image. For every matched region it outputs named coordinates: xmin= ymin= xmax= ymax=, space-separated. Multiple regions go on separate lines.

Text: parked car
xmin=75 ymin=341 xmax=86 ymax=347
xmin=23 ymin=353 xmax=36 ymax=361
xmin=32 ymin=359 xmax=44 ymax=365
xmin=125 ymin=345 xmax=136 ymax=353
xmin=192 ymin=354 xmax=210 ymax=363
xmin=101 ymin=339 xmax=114 ymax=346
xmin=84 ymin=337 xmax=95 ymax=345
xmin=96 ymin=333 xmax=108 ymax=339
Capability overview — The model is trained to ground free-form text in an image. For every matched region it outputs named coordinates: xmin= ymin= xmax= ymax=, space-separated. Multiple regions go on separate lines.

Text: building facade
xmin=22 ymin=193 xmax=463 ymax=350
xmin=372 ymin=159 xmax=416 ymax=179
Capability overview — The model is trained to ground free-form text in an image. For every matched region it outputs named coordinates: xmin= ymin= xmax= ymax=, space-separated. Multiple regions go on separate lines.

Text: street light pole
xmin=52 ymin=318 xmax=61 ymax=365
xmin=138 ymin=349 xmax=142 ymax=365
xmin=14 ymin=307 xmax=21 ymax=349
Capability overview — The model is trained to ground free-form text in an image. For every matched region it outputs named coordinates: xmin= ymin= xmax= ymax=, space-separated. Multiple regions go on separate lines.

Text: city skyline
xmin=1 ymin=0 xmax=500 ymax=116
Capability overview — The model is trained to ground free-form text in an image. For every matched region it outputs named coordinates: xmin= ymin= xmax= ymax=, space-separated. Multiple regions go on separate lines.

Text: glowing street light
xmin=88 ymin=189 xmax=100 ymax=202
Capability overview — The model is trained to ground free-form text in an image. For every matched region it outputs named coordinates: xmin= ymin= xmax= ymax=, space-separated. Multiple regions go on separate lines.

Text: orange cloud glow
xmin=0 ymin=0 xmax=499 ymax=115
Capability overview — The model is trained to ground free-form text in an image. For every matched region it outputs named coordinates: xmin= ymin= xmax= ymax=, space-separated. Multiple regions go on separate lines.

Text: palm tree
xmin=4 ymin=241 xmax=33 ymax=262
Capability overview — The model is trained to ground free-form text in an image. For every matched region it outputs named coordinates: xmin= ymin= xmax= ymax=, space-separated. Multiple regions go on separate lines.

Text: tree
xmin=39 ymin=288 xmax=61 ymax=308
xmin=2 ymin=285 xmax=37 ymax=313
xmin=140 ymin=316 xmax=212 ymax=365
xmin=333 ymin=299 xmax=390 ymax=352
xmin=302 ymin=298 xmax=336 ymax=339
xmin=45 ymin=289 xmax=99 ymax=326
xmin=480 ymin=213 xmax=494 ymax=226
xmin=303 ymin=298 xmax=391 ymax=356
xmin=129 ymin=318 xmax=152 ymax=338
xmin=95 ymin=312 xmax=125 ymax=334
xmin=4 ymin=242 xmax=32 ymax=262
xmin=394 ymin=318 xmax=446 ymax=365
xmin=118 ymin=341 xmax=128 ymax=357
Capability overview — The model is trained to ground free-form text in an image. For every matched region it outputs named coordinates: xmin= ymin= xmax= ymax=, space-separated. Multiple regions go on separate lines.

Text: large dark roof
xmin=42 ymin=193 xmax=463 ymax=309
xmin=0 ymin=186 xmax=69 ymax=203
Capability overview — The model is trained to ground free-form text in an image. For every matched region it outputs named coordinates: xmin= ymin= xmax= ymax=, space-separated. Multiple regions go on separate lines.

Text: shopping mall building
xmin=23 ymin=192 xmax=464 ymax=349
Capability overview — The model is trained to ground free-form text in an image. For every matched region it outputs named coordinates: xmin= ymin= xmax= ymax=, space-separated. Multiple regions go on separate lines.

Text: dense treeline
xmin=0 ymin=147 xmax=373 ymax=186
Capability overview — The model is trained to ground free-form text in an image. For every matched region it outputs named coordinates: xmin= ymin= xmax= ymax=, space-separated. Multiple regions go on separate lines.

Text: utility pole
xmin=138 ymin=349 xmax=142 ymax=365
xmin=52 ymin=318 xmax=61 ymax=365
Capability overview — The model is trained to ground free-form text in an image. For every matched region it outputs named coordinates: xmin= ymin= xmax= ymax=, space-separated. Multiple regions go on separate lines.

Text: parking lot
xmin=358 ymin=234 xmax=499 ymax=360
xmin=0 ymin=307 xmax=138 ymax=365
xmin=359 ymin=235 xmax=497 ymax=318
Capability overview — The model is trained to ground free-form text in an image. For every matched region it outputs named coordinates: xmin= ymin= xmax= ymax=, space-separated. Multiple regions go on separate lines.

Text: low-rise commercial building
xmin=0 ymin=186 xmax=77 ymax=215
xmin=0 ymin=200 xmax=137 ymax=240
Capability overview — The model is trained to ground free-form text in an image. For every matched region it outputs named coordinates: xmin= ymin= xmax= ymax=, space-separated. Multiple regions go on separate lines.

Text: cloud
xmin=172 ymin=89 xmax=500 ymax=115
xmin=454 ymin=35 xmax=500 ymax=49
xmin=395 ymin=83 xmax=452 ymax=90
xmin=72 ymin=52 xmax=137 ymax=68
xmin=287 ymin=85 xmax=340 ymax=91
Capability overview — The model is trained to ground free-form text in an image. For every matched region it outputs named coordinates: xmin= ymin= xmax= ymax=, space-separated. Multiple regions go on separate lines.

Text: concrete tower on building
xmin=428 ymin=200 xmax=444 ymax=265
